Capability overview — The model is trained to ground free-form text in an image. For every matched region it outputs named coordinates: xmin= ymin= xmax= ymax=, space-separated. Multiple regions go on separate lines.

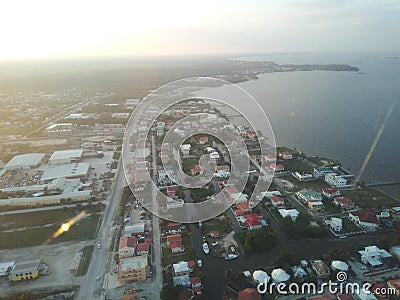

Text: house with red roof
xmin=167 ymin=234 xmax=185 ymax=253
xmin=321 ymin=188 xmax=341 ymax=199
xmin=238 ymin=288 xmax=261 ymax=300
xmin=337 ymin=294 xmax=356 ymax=300
xmin=236 ymin=202 xmax=251 ymax=212
xmin=190 ymin=276 xmax=202 ymax=294
xmin=191 ymin=166 xmax=202 ymax=176
xmin=198 ymin=136 xmax=209 ymax=144
xmin=210 ymin=230 xmax=220 ymax=238
xmin=167 ymin=186 xmax=178 ymax=197
xmin=271 ymin=195 xmax=285 ymax=208
xmin=118 ymin=236 xmax=137 ymax=258
xmin=244 ymin=213 xmax=266 ymax=230
xmin=234 ymin=209 xmax=245 ymax=216
xmin=267 ymin=163 xmax=285 ymax=174
xmin=387 ymin=278 xmax=400 ymax=297
xmin=136 ymin=242 xmax=150 ymax=256
xmin=334 ymin=197 xmax=355 ymax=210
xmin=349 ymin=209 xmax=379 ymax=231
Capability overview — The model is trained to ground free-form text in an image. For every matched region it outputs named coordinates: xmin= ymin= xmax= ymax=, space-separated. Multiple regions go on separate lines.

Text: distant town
xmin=0 ymin=89 xmax=399 ymax=300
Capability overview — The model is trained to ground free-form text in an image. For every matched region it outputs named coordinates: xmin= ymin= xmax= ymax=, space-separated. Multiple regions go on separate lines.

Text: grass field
xmin=341 ymin=188 xmax=399 ymax=208
xmin=0 ymin=214 xmax=100 ymax=249
xmin=0 ymin=205 xmax=101 ymax=231
xmin=75 ymin=245 xmax=95 ymax=277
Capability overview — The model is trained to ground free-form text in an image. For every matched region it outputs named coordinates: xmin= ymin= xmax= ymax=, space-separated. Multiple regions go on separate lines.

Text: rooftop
xmin=4 ymin=153 xmax=45 ymax=169
xmin=49 ymin=149 xmax=83 ymax=161
xmin=40 ymin=163 xmax=90 ymax=181
xmin=119 ymin=256 xmax=148 ymax=272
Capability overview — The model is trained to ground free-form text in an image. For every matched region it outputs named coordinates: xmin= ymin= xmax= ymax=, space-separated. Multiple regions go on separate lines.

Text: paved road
xmin=150 ymin=135 xmax=163 ymax=299
xmin=76 ymin=157 xmax=125 ymax=300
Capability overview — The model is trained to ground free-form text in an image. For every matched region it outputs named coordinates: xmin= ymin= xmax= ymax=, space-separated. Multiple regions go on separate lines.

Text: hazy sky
xmin=1 ymin=0 xmax=399 ymax=60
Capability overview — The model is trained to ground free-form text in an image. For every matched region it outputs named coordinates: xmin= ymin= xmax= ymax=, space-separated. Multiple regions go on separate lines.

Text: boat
xmin=197 ymin=259 xmax=203 ymax=267
xmin=224 ymin=254 xmax=239 ymax=260
xmin=212 ymin=241 xmax=218 ymax=247
xmin=202 ymin=243 xmax=210 ymax=254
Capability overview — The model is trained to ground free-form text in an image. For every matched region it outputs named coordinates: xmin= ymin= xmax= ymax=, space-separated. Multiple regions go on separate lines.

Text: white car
xmin=97 ymin=243 xmax=101 ymax=249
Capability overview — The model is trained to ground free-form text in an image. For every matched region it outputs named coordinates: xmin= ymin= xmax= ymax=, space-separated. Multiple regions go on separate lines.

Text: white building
xmin=358 ymin=245 xmax=392 ymax=267
xmin=292 ymin=172 xmax=314 ymax=181
xmin=329 ymin=217 xmax=343 ymax=232
xmin=278 ymin=209 xmax=299 ymax=221
xmin=167 ymin=197 xmax=184 ymax=209
xmin=180 ymin=144 xmax=191 ymax=156
xmin=40 ymin=163 xmax=90 ymax=182
xmin=325 ymin=173 xmax=348 ymax=187
xmin=49 ymin=149 xmax=83 ymax=165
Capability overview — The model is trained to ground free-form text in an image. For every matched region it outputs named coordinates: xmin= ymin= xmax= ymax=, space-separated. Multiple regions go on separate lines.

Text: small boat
xmin=212 ymin=241 xmax=218 ymax=247
xmin=197 ymin=259 xmax=203 ymax=267
xmin=202 ymin=243 xmax=210 ymax=254
xmin=224 ymin=254 xmax=239 ymax=261
xmin=202 ymin=236 xmax=206 ymax=242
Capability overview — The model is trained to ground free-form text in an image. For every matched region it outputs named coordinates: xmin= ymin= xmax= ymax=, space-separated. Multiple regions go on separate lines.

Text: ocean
xmin=201 ymin=51 xmax=400 ymax=198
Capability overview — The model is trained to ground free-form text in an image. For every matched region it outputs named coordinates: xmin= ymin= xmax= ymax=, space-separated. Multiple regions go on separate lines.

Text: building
xmin=267 ymin=163 xmax=285 ymax=174
xmin=296 ymin=190 xmax=323 ymax=202
xmin=49 ymin=149 xmax=83 ymax=165
xmin=390 ymin=245 xmax=400 ymax=262
xmin=136 ymin=242 xmax=150 ymax=256
xmin=328 ymin=217 xmax=343 ymax=232
xmin=172 ymin=261 xmax=190 ymax=277
xmin=349 ymin=209 xmax=379 ymax=231
xmin=191 ymin=166 xmax=202 ymax=176
xmin=292 ymin=172 xmax=314 ymax=181
xmin=271 ymin=195 xmax=285 ymax=208
xmin=119 ymin=236 xmax=137 ymax=258
xmin=166 ymin=197 xmax=184 ymax=209
xmin=313 ymin=167 xmax=333 ymax=178
xmin=238 ymin=288 xmax=262 ymax=300
xmin=358 ymin=245 xmax=392 ymax=267
xmin=123 ymin=221 xmax=145 ymax=236
xmin=321 ymin=188 xmax=341 ymax=199
xmin=167 ymin=234 xmax=185 ymax=253
xmin=311 ymin=260 xmax=331 ymax=279
xmin=0 ymin=261 xmax=15 ymax=277
xmin=279 ymin=152 xmax=293 ymax=160
xmin=180 ymin=144 xmax=191 ymax=156
xmin=387 ymin=279 xmax=400 ymax=297
xmin=209 ymin=151 xmax=220 ymax=161
xmin=167 ymin=186 xmax=178 ymax=197
xmin=9 ymin=255 xmax=43 ymax=281
xmin=271 ymin=268 xmax=290 ymax=283
xmin=278 ymin=209 xmax=299 ymax=221
xmin=3 ymin=153 xmax=45 ymax=170
xmin=198 ymin=136 xmax=208 ymax=144
xmin=40 ymin=162 xmax=90 ymax=182
xmin=334 ymin=197 xmax=355 ymax=210
xmin=190 ymin=276 xmax=202 ymax=294
xmin=45 ymin=123 xmax=73 ymax=135
xmin=118 ymin=256 xmax=148 ymax=283
xmin=308 ymin=200 xmax=324 ymax=211
xmin=325 ymin=173 xmax=348 ymax=187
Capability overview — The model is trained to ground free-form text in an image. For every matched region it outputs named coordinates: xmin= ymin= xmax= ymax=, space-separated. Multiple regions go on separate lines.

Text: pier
xmin=366 ymin=181 xmax=400 ymax=187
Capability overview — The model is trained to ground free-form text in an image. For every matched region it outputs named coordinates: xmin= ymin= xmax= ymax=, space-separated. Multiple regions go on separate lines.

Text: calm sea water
xmin=202 ymin=51 xmax=400 ymax=198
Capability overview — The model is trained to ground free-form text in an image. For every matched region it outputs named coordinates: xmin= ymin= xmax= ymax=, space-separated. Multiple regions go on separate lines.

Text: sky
xmin=1 ymin=0 xmax=400 ymax=60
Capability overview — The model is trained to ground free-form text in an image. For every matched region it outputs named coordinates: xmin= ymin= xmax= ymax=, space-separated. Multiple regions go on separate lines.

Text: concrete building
xmin=40 ymin=163 xmax=90 ymax=182
xmin=0 ymin=261 xmax=15 ymax=277
xmin=329 ymin=217 xmax=343 ymax=232
xmin=49 ymin=149 xmax=83 ymax=165
xmin=296 ymin=189 xmax=323 ymax=202
xmin=358 ymin=245 xmax=392 ymax=267
xmin=45 ymin=123 xmax=73 ymax=135
xmin=119 ymin=236 xmax=137 ymax=258
xmin=311 ymin=260 xmax=331 ymax=279
xmin=325 ymin=173 xmax=348 ymax=187
xmin=118 ymin=256 xmax=148 ymax=283
xmin=3 ymin=153 xmax=45 ymax=170
xmin=9 ymin=255 xmax=43 ymax=281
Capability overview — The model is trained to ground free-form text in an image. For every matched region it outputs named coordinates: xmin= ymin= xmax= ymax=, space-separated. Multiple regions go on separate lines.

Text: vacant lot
xmin=0 ymin=214 xmax=100 ymax=250
xmin=342 ymin=188 xmax=399 ymax=208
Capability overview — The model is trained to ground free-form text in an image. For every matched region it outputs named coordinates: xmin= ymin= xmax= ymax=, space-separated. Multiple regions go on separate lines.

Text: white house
xmin=349 ymin=209 xmax=379 ymax=231
xmin=358 ymin=245 xmax=392 ymax=267
xmin=329 ymin=217 xmax=343 ymax=232
xmin=278 ymin=209 xmax=299 ymax=221
xmin=325 ymin=173 xmax=348 ymax=187
xmin=180 ymin=144 xmax=191 ymax=156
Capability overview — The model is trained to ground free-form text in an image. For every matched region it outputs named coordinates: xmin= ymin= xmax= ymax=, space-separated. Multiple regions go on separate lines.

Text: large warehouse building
xmin=49 ymin=149 xmax=83 ymax=165
xmin=40 ymin=162 xmax=90 ymax=182
xmin=3 ymin=153 xmax=45 ymax=170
